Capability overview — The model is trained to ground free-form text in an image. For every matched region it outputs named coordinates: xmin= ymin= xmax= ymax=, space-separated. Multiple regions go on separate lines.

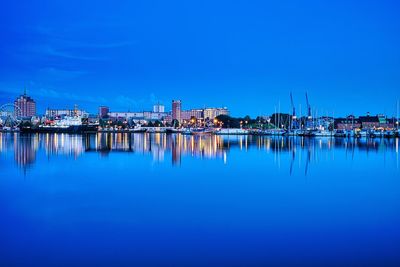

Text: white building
xmin=153 ymin=103 xmax=165 ymax=113
xmin=203 ymin=107 xmax=229 ymax=120
xmin=46 ymin=108 xmax=88 ymax=118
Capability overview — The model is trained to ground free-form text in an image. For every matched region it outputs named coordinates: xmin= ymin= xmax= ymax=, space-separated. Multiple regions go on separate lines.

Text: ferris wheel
xmin=0 ymin=103 xmax=22 ymax=128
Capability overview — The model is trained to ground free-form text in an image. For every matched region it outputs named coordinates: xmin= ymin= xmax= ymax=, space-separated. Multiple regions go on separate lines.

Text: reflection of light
xmin=224 ymin=151 xmax=227 ymax=164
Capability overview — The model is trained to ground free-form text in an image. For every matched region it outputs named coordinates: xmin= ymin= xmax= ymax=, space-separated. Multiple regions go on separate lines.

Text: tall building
xmin=14 ymin=90 xmax=36 ymax=117
xmin=153 ymin=103 xmax=165 ymax=113
xmin=172 ymin=100 xmax=181 ymax=122
xmin=98 ymin=106 xmax=109 ymax=118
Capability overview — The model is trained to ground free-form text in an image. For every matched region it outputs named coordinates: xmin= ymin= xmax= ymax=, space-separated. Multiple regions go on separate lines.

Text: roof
xmin=359 ymin=116 xmax=379 ymax=123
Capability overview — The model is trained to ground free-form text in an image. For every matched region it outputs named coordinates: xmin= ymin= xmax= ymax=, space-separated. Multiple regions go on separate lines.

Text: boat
xmin=189 ymin=128 xmax=214 ymax=135
xmin=264 ymin=129 xmax=286 ymax=136
xmin=215 ymin=128 xmax=249 ymax=135
xmin=145 ymin=127 xmax=166 ymax=133
xmin=284 ymin=129 xmax=302 ymax=136
xmin=347 ymin=129 xmax=360 ymax=138
xmin=384 ymin=130 xmax=395 ymax=138
xmin=334 ymin=129 xmax=347 ymax=137
xmin=313 ymin=129 xmax=334 ymax=137
xmin=165 ymin=128 xmax=181 ymax=134
xmin=298 ymin=130 xmax=315 ymax=137
xmin=130 ymin=126 xmax=147 ymax=133
xmin=368 ymin=130 xmax=383 ymax=138
xmin=20 ymin=115 xmax=98 ymax=134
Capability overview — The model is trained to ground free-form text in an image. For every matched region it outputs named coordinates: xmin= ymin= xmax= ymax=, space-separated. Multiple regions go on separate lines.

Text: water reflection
xmin=1 ymin=133 xmax=399 ymax=173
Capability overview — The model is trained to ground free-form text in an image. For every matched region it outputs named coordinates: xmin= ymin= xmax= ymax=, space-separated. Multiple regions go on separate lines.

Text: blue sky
xmin=0 ymin=0 xmax=399 ymax=117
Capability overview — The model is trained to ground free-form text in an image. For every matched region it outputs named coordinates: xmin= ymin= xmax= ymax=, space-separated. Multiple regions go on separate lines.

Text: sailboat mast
xmin=397 ymin=100 xmax=399 ymax=130
xmin=278 ymin=101 xmax=281 ymax=129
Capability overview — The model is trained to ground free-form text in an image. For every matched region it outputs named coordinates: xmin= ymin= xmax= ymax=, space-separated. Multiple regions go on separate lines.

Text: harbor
xmin=2 ymin=92 xmax=399 ymax=139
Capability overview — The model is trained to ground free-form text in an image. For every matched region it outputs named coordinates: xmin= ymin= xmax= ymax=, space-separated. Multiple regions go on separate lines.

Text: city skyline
xmin=5 ymin=90 xmax=400 ymax=119
xmin=1 ymin=1 xmax=400 ymax=117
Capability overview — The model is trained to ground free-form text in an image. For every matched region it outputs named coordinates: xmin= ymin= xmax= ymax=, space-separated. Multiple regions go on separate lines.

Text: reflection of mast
xmin=289 ymin=138 xmax=295 ymax=175
xmin=305 ymin=140 xmax=311 ymax=176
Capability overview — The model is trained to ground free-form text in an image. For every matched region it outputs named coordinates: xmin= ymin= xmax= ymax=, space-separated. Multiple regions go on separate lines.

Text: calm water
xmin=1 ymin=132 xmax=400 ymax=266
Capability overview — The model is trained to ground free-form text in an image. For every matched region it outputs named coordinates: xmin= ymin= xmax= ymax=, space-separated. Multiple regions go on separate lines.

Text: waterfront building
xmin=153 ymin=103 xmax=165 ymax=113
xmin=359 ymin=115 xmax=380 ymax=129
xmin=45 ymin=107 xmax=88 ymax=118
xmin=334 ymin=115 xmax=361 ymax=130
xmin=108 ymin=112 xmax=144 ymax=120
xmin=181 ymin=109 xmax=204 ymax=121
xmin=14 ymin=91 xmax=36 ymax=117
xmin=172 ymin=100 xmax=182 ymax=122
xmin=203 ymin=107 xmax=229 ymax=120
xmin=98 ymin=106 xmax=109 ymax=118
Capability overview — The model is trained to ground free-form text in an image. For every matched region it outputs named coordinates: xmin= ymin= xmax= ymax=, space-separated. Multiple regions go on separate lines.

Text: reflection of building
xmin=14 ymin=91 xmax=36 ymax=117
xmin=172 ymin=100 xmax=182 ymax=122
xmin=98 ymin=106 xmax=109 ymax=118
xmin=14 ymin=134 xmax=38 ymax=169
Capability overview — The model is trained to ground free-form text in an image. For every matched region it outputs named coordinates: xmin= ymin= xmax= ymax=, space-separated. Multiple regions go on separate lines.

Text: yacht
xmin=215 ymin=128 xmax=249 ymax=135
xmin=334 ymin=129 xmax=347 ymax=138
xmin=21 ymin=115 xmax=97 ymax=133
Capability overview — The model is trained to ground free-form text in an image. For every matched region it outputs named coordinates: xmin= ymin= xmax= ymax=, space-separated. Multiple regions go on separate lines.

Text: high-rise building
xmin=153 ymin=103 xmax=165 ymax=113
xmin=98 ymin=106 xmax=110 ymax=118
xmin=14 ymin=90 xmax=36 ymax=117
xmin=172 ymin=100 xmax=181 ymax=122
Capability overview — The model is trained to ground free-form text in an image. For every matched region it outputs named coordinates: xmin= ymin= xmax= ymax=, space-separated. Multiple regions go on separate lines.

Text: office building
xmin=14 ymin=91 xmax=36 ymax=117
xmin=172 ymin=100 xmax=181 ymax=122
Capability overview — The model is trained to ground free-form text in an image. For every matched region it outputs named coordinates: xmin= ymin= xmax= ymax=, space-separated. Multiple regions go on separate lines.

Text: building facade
xmin=334 ymin=115 xmax=361 ymax=130
xmin=153 ymin=103 xmax=165 ymax=113
xmin=203 ymin=107 xmax=229 ymax=120
xmin=98 ymin=106 xmax=109 ymax=118
xmin=45 ymin=108 xmax=88 ymax=118
xmin=14 ymin=92 xmax=36 ymax=117
xmin=172 ymin=100 xmax=182 ymax=122
xmin=181 ymin=109 xmax=204 ymax=121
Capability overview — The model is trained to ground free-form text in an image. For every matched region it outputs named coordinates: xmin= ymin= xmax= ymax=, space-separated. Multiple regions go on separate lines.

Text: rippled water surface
xmin=1 ymin=133 xmax=400 ymax=266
